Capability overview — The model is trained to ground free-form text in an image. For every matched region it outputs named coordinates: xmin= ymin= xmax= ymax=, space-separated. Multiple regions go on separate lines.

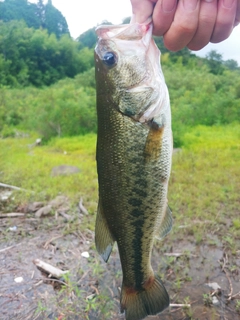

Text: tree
xmin=0 ymin=0 xmax=69 ymax=38
xmin=45 ymin=1 xmax=69 ymax=38
xmin=206 ymin=50 xmax=224 ymax=75
xmin=0 ymin=0 xmax=40 ymax=29
xmin=224 ymin=59 xmax=239 ymax=71
xmin=36 ymin=0 xmax=45 ymax=28
xmin=78 ymin=28 xmax=97 ymax=49
xmin=0 ymin=19 xmax=96 ymax=87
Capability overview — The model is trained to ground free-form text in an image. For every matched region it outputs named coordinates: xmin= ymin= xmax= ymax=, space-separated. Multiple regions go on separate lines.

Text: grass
xmin=168 ymin=123 xmax=240 ymax=244
xmin=0 ymin=132 xmax=98 ymax=213
xmin=1 ymin=123 xmax=239 ymax=257
xmin=0 ymin=124 xmax=240 ymax=319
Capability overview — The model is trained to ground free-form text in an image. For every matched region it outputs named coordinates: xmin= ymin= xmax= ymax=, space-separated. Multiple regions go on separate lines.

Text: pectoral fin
xmin=155 ymin=205 xmax=173 ymax=240
xmin=144 ymin=118 xmax=165 ymax=163
xmin=95 ymin=200 xmax=115 ymax=262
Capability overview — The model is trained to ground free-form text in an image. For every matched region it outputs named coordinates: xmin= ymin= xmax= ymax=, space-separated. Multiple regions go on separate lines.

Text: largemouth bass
xmin=94 ymin=20 xmax=173 ymax=320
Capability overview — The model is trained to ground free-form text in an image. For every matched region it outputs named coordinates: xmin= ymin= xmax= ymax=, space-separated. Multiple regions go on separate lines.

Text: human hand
xmin=130 ymin=0 xmax=239 ymax=51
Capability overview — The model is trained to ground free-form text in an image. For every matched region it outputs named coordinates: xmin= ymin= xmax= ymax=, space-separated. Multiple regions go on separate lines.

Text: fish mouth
xmin=95 ymin=19 xmax=152 ymax=47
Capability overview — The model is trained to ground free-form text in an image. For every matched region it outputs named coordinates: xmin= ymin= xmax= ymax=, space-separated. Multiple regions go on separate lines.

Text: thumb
xmin=130 ymin=0 xmax=156 ymax=23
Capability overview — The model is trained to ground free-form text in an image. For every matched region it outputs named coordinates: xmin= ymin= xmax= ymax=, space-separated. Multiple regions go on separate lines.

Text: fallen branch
xmin=218 ymin=253 xmax=233 ymax=300
xmin=164 ymin=252 xmax=197 ymax=257
xmin=33 ymin=259 xmax=69 ymax=279
xmin=0 ymin=182 xmax=26 ymax=191
xmin=0 ymin=213 xmax=25 ymax=218
xmin=43 ymin=235 xmax=63 ymax=249
xmin=79 ymin=197 xmax=88 ymax=215
xmin=58 ymin=211 xmax=72 ymax=221
xmin=0 ymin=243 xmax=21 ymax=253
xmin=44 ymin=277 xmax=70 ymax=288
xmin=164 ymin=253 xmax=183 ymax=257
xmin=90 ymin=285 xmax=99 ymax=295
xmin=170 ymin=303 xmax=191 ymax=308
xmin=231 ymin=291 xmax=240 ymax=299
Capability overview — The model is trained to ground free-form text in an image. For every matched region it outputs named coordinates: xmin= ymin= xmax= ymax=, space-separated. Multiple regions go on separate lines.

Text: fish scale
xmin=95 ymin=20 xmax=173 ymax=320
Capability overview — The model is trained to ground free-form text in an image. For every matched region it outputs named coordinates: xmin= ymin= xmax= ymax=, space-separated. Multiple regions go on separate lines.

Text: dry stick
xmin=164 ymin=252 xmax=197 ymax=258
xmin=43 ymin=234 xmax=63 ymax=249
xmin=77 ymin=230 xmax=87 ymax=242
xmin=0 ymin=213 xmax=25 ymax=218
xmin=107 ymin=285 xmax=114 ymax=298
xmin=90 ymin=285 xmax=99 ymax=295
xmin=170 ymin=304 xmax=191 ymax=308
xmin=218 ymin=253 xmax=233 ymax=300
xmin=170 ymin=299 xmax=198 ymax=313
xmin=0 ymin=182 xmax=30 ymax=193
xmin=77 ymin=270 xmax=90 ymax=284
xmin=225 ymin=270 xmax=234 ymax=300
xmin=44 ymin=277 xmax=71 ymax=288
xmin=0 ymin=242 xmax=21 ymax=253
xmin=58 ymin=211 xmax=72 ymax=221
xmin=33 ymin=259 xmax=69 ymax=278
xmin=231 ymin=291 xmax=240 ymax=299
xmin=0 ymin=182 xmax=24 ymax=191
xmin=79 ymin=197 xmax=88 ymax=215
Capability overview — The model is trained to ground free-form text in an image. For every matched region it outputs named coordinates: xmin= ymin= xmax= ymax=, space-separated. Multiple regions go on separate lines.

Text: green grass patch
xmin=0 ymin=124 xmax=239 ymax=230
xmin=0 ymin=133 xmax=97 ymax=212
xmin=169 ymin=123 xmax=240 ymax=244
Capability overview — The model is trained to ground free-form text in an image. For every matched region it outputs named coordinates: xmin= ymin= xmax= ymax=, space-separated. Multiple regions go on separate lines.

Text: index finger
xmin=163 ymin=0 xmax=201 ymax=51
xmin=152 ymin=0 xmax=178 ymax=36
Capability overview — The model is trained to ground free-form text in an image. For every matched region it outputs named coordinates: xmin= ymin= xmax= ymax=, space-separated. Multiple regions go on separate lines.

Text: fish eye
xmin=103 ymin=52 xmax=117 ymax=67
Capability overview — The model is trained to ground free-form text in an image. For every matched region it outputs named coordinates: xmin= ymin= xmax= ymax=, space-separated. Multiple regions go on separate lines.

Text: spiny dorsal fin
xmin=95 ymin=200 xmax=115 ymax=262
xmin=155 ymin=205 xmax=173 ymax=240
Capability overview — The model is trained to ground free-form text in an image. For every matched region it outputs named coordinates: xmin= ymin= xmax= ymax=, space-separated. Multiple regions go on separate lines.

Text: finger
xmin=234 ymin=0 xmax=240 ymax=26
xmin=188 ymin=0 xmax=218 ymax=50
xmin=130 ymin=0 xmax=156 ymax=23
xmin=163 ymin=0 xmax=201 ymax=51
xmin=152 ymin=0 xmax=178 ymax=36
xmin=211 ymin=0 xmax=237 ymax=43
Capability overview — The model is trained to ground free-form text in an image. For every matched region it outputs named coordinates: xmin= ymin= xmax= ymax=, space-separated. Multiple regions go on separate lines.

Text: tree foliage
xmin=161 ymin=55 xmax=240 ymax=146
xmin=1 ymin=54 xmax=240 ymax=143
xmin=0 ymin=0 xmax=69 ymax=37
xmin=0 ymin=71 xmax=97 ymax=140
xmin=0 ymin=18 xmax=239 ymax=143
xmin=0 ymin=20 xmax=94 ymax=86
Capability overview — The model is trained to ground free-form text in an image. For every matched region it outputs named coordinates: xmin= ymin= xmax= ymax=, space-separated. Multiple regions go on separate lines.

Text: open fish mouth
xmin=95 ymin=18 xmax=153 ymax=42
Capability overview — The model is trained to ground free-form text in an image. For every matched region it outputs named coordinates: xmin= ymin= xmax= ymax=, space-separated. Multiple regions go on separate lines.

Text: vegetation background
xmin=0 ymin=0 xmax=239 ymax=144
xmin=0 ymin=1 xmax=240 ymax=319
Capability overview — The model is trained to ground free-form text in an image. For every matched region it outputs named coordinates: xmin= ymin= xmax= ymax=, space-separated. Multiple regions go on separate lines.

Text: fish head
xmin=95 ymin=21 xmax=168 ymax=122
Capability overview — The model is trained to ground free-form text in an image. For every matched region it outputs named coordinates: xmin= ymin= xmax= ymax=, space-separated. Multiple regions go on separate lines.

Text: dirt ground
xmin=0 ymin=197 xmax=240 ymax=320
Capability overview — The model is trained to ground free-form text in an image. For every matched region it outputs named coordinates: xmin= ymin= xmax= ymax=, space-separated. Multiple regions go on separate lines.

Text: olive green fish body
xmin=95 ymin=21 xmax=172 ymax=320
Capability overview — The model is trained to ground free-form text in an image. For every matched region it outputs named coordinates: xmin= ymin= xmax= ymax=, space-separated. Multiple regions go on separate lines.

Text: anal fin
xmin=155 ymin=205 xmax=173 ymax=240
xmin=95 ymin=200 xmax=115 ymax=262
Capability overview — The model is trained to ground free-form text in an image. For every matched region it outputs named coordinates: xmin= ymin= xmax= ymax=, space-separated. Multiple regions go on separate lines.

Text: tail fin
xmin=120 ymin=275 xmax=169 ymax=320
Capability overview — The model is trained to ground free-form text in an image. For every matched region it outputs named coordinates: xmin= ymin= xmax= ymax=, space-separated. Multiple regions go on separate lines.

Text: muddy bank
xmin=1 ymin=210 xmax=240 ymax=320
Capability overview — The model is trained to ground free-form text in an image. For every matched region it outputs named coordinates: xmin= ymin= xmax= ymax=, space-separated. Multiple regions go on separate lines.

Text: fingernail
xmin=162 ymin=0 xmax=177 ymax=13
xmin=223 ymin=0 xmax=235 ymax=8
xmin=183 ymin=0 xmax=199 ymax=11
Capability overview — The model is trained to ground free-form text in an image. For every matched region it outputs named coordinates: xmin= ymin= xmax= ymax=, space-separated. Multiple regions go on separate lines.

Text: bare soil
xmin=0 ymin=200 xmax=240 ymax=320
